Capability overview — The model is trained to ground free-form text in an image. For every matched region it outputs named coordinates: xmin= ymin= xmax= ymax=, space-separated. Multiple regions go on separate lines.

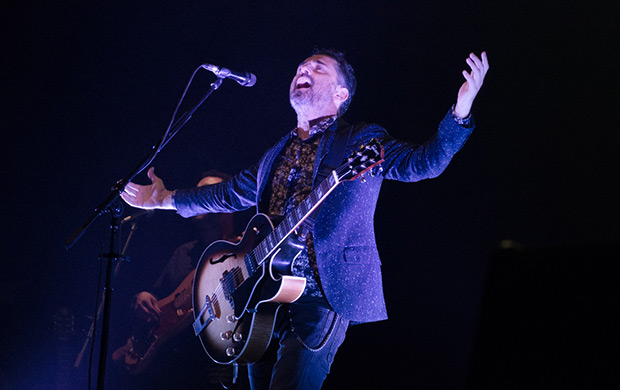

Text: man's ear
xmin=334 ymin=86 xmax=350 ymax=106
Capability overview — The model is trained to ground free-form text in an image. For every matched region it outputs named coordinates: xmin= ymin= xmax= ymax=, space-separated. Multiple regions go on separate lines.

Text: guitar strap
xmin=302 ymin=122 xmax=356 ymax=231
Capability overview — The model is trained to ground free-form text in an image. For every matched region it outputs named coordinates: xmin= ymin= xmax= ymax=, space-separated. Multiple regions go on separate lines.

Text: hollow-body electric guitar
xmin=192 ymin=139 xmax=384 ymax=364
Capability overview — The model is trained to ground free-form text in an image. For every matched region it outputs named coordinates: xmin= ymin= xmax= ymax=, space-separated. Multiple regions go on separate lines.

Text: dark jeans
xmin=248 ymin=303 xmax=349 ymax=390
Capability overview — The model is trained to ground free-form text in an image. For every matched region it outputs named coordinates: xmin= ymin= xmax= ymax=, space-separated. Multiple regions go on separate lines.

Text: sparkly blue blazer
xmin=174 ymin=109 xmax=474 ymax=323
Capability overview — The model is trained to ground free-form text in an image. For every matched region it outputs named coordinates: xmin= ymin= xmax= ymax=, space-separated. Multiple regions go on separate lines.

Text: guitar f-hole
xmin=210 ymin=253 xmax=237 ymax=265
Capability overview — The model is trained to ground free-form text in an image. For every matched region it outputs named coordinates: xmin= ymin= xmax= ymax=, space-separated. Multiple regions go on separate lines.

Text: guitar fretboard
xmin=246 ymin=172 xmax=339 ymax=272
xmin=242 ymin=139 xmax=383 ymax=276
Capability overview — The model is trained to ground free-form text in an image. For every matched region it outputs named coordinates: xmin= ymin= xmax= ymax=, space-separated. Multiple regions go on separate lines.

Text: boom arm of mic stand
xmin=64 ymin=76 xmax=224 ymax=249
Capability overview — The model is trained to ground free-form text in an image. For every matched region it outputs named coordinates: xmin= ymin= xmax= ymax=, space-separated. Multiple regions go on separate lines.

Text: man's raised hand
xmin=454 ymin=51 xmax=490 ymax=119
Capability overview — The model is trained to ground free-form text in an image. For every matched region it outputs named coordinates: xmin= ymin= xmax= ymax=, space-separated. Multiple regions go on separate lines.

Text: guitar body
xmin=113 ymin=270 xmax=195 ymax=374
xmin=192 ymin=213 xmax=307 ymax=364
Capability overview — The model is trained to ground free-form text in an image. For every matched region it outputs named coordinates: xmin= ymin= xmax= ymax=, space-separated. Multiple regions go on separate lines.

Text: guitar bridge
xmin=192 ymin=296 xmax=216 ymax=336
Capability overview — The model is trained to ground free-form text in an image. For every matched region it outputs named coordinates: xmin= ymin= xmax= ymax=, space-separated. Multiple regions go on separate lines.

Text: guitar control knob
xmin=226 ymin=347 xmax=235 ymax=357
xmin=233 ymin=332 xmax=243 ymax=342
xmin=220 ymin=331 xmax=232 ymax=340
xmin=226 ymin=314 xmax=236 ymax=323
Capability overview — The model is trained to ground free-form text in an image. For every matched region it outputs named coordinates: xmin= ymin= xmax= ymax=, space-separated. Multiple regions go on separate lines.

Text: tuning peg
xmin=368 ymin=166 xmax=383 ymax=177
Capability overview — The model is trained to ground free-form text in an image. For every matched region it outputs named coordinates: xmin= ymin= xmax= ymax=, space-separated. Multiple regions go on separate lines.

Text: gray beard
xmin=289 ymin=86 xmax=334 ymax=116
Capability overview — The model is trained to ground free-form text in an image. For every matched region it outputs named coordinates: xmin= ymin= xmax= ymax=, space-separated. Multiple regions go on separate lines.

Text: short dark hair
xmin=312 ymin=48 xmax=356 ymax=115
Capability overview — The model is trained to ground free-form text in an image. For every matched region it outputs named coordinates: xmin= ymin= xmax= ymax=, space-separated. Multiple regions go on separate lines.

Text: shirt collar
xmin=291 ymin=116 xmax=337 ymax=139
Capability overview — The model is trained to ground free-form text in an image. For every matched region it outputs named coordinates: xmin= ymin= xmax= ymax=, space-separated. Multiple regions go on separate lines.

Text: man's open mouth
xmin=295 ymin=77 xmax=312 ymax=89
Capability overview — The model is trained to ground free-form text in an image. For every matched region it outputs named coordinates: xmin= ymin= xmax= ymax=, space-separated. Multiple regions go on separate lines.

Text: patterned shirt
xmin=267 ymin=117 xmax=336 ymax=300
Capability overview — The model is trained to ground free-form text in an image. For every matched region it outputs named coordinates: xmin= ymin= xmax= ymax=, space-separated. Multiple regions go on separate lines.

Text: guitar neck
xmin=244 ymin=138 xmax=384 ymax=275
xmin=250 ymin=171 xmax=341 ymax=269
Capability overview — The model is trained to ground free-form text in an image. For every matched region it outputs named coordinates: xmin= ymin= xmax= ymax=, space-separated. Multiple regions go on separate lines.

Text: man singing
xmin=121 ymin=49 xmax=489 ymax=389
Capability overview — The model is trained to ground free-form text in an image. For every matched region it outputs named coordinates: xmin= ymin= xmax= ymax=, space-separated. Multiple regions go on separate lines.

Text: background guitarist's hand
xmin=133 ymin=291 xmax=162 ymax=322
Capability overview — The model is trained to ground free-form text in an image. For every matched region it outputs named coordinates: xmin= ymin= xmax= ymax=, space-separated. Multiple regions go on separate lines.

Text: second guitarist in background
xmin=121 ymin=48 xmax=490 ymax=389
xmin=119 ymin=170 xmax=249 ymax=390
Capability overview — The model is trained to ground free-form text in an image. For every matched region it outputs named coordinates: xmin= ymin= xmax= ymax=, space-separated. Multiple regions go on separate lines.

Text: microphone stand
xmin=74 ymin=221 xmax=139 ymax=370
xmin=65 ymin=72 xmax=225 ymax=390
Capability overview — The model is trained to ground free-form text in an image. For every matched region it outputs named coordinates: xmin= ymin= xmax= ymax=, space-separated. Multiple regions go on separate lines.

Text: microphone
xmin=201 ymin=63 xmax=257 ymax=87
xmin=121 ymin=209 xmax=154 ymax=224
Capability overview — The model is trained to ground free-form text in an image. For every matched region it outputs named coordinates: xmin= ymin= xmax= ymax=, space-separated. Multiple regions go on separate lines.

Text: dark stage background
xmin=3 ymin=1 xmax=618 ymax=389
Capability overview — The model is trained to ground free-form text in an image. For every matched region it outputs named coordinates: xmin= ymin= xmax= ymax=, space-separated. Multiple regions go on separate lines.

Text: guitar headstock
xmin=336 ymin=138 xmax=385 ymax=182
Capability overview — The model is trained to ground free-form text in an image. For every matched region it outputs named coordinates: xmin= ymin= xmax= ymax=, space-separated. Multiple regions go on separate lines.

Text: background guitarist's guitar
xmin=192 ymin=139 xmax=384 ymax=364
xmin=112 ymin=270 xmax=195 ymax=374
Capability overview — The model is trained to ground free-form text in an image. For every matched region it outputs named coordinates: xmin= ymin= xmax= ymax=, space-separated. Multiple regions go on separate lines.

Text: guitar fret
xmin=244 ymin=253 xmax=256 ymax=275
xmin=275 ymin=225 xmax=286 ymax=243
xmin=287 ymin=215 xmax=296 ymax=230
xmin=328 ymin=174 xmax=337 ymax=187
xmin=309 ymin=192 xmax=318 ymax=205
xmin=275 ymin=223 xmax=285 ymax=239
xmin=281 ymin=218 xmax=291 ymax=233
xmin=252 ymin=246 xmax=263 ymax=266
